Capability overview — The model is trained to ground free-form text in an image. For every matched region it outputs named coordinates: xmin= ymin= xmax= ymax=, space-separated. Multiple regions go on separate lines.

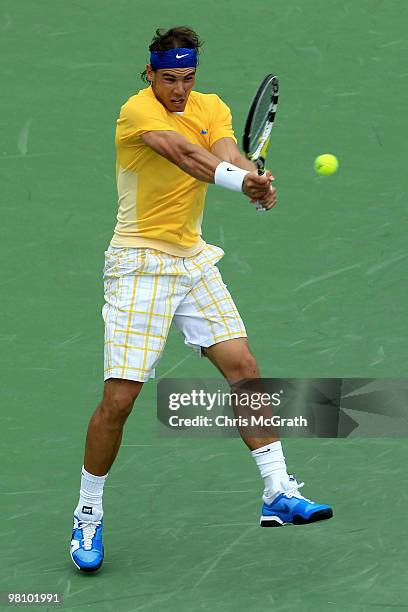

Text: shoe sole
xmin=260 ymin=508 xmax=333 ymax=527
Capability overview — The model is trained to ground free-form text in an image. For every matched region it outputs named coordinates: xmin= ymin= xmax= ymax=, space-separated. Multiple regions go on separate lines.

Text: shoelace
xmin=78 ymin=520 xmax=101 ymax=550
xmin=284 ymin=481 xmax=313 ymax=503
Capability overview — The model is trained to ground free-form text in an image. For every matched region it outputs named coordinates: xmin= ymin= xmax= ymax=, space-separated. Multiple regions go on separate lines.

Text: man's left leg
xmin=202 ymin=337 xmax=277 ymax=446
xmin=202 ymin=338 xmax=333 ymax=527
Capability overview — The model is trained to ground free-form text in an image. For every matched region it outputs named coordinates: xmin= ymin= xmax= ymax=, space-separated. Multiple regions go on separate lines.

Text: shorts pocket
xmin=196 ymin=243 xmax=225 ymax=269
xmin=103 ymin=247 xmax=146 ymax=279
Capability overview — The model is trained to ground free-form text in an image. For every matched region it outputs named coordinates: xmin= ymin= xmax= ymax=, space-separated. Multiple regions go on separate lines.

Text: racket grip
xmin=255 ymin=202 xmax=267 ymax=211
xmin=256 ymin=167 xmax=267 ymax=211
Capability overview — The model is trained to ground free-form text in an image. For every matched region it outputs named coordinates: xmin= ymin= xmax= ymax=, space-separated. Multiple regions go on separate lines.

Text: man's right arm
xmin=141 ymin=130 xmax=272 ymax=201
xmin=141 ymin=130 xmax=221 ymax=183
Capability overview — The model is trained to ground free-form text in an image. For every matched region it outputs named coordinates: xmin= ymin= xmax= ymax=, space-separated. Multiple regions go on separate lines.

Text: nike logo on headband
xmin=176 ymin=53 xmax=189 ymax=59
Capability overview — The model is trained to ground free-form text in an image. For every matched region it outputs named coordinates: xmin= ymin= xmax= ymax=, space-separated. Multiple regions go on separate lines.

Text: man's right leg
xmin=74 ymin=245 xmax=192 ymax=572
xmin=70 ymin=378 xmax=143 ymax=573
xmin=84 ymin=378 xmax=144 ymax=476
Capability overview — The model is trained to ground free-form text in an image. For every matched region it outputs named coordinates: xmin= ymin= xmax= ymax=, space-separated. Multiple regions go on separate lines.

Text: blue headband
xmin=150 ymin=47 xmax=198 ymax=70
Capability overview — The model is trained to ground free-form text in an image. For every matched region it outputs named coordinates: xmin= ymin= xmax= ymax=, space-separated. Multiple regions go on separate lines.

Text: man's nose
xmin=174 ymin=81 xmax=184 ymax=96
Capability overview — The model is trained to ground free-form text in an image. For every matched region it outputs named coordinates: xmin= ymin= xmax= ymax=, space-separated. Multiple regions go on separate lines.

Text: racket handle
xmin=256 ymin=166 xmax=267 ymax=211
xmin=255 ymin=202 xmax=267 ymax=211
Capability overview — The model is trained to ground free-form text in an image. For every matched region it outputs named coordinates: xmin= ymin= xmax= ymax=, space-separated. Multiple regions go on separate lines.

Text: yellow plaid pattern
xmin=102 ymin=244 xmax=247 ymax=382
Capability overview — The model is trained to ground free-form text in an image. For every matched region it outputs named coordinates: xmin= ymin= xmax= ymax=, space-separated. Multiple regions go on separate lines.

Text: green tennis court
xmin=1 ymin=0 xmax=407 ymax=609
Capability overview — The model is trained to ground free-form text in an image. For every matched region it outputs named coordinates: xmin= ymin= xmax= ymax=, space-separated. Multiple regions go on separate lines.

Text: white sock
xmin=74 ymin=465 xmax=108 ymax=522
xmin=252 ymin=441 xmax=290 ymax=500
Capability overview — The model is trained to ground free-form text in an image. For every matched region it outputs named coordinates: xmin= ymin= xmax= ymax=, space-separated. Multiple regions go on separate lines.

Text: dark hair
xmin=141 ymin=26 xmax=203 ymax=82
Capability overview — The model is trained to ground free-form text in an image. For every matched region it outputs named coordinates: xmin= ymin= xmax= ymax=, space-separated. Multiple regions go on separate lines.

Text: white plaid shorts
xmin=102 ymin=243 xmax=247 ymax=382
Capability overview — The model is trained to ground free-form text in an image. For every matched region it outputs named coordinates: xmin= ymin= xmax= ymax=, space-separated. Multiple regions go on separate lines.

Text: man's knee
xmin=237 ymin=352 xmax=259 ymax=378
xmin=203 ymin=338 xmax=260 ymax=380
xmin=227 ymin=351 xmax=259 ymax=381
xmin=101 ymin=378 xmax=143 ymax=423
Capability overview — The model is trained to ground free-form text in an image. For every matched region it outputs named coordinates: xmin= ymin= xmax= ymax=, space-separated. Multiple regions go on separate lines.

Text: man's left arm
xmin=210 ymin=138 xmax=256 ymax=172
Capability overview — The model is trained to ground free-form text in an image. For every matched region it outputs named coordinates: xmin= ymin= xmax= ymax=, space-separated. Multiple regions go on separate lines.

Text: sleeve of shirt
xmin=208 ymin=95 xmax=237 ymax=148
xmin=116 ymin=96 xmax=177 ymax=145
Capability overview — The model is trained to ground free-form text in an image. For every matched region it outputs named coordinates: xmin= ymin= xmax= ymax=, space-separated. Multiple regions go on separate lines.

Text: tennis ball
xmin=314 ymin=153 xmax=339 ymax=176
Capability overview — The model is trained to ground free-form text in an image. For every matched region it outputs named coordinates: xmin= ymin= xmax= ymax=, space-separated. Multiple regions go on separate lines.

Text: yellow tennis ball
xmin=314 ymin=153 xmax=339 ymax=176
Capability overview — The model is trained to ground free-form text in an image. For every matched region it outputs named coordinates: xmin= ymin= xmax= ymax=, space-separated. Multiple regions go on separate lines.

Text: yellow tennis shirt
xmin=110 ymin=86 xmax=237 ymax=256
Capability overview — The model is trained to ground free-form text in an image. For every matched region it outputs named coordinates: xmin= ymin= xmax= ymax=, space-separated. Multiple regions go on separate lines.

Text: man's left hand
xmin=250 ymin=183 xmax=277 ymax=211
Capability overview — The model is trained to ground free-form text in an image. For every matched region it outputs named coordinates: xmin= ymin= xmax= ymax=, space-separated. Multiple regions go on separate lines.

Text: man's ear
xmin=146 ymin=64 xmax=154 ymax=83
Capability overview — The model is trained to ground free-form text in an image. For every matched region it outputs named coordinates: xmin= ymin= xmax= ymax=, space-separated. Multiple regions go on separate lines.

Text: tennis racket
xmin=243 ymin=74 xmax=279 ymax=211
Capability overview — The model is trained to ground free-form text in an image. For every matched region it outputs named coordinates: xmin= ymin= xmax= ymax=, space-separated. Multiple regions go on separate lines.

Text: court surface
xmin=1 ymin=0 xmax=407 ymax=610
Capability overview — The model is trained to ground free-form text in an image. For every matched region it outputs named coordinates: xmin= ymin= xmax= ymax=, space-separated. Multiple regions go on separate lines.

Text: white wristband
xmin=214 ymin=161 xmax=249 ymax=192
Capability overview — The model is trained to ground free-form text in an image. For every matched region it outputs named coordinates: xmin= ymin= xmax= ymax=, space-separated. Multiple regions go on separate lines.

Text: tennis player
xmin=70 ymin=26 xmax=333 ymax=573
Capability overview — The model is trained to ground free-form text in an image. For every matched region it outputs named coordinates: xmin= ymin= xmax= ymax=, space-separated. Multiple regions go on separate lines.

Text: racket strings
xmin=249 ymin=83 xmax=275 ymax=154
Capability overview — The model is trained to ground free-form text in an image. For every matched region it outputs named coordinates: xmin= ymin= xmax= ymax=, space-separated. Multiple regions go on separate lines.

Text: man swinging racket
xmin=70 ymin=25 xmax=333 ymax=573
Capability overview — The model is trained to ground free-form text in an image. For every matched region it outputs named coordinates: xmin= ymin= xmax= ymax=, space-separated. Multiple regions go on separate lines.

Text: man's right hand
xmin=242 ymin=171 xmax=274 ymax=200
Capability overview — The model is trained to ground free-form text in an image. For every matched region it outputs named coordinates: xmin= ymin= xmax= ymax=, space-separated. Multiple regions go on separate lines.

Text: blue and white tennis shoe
xmin=70 ymin=514 xmax=104 ymax=572
xmin=260 ymin=475 xmax=333 ymax=527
